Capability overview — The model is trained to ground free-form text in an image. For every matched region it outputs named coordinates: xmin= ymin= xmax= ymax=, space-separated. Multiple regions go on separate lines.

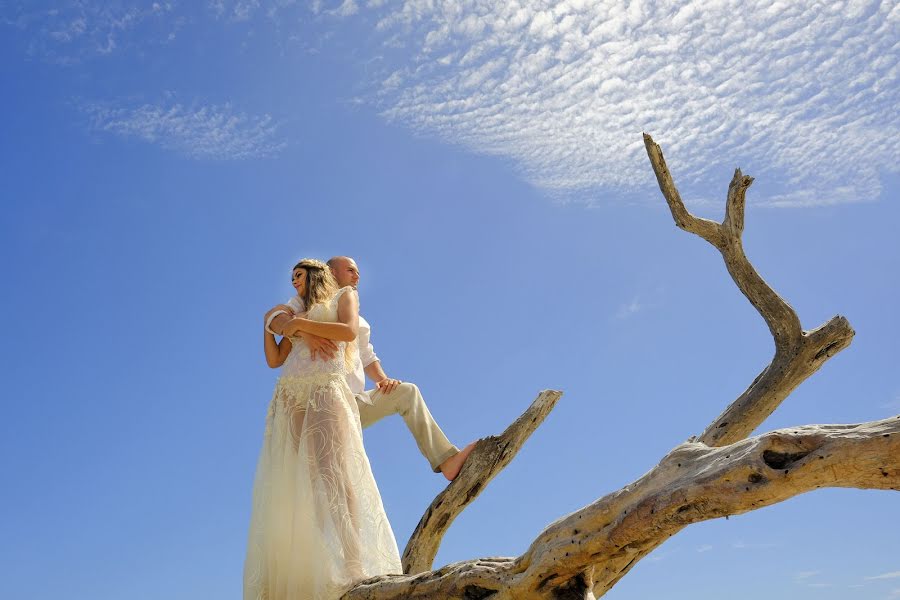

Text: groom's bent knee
xmin=397 ymin=382 xmax=419 ymax=394
xmin=394 ymin=382 xmax=421 ymax=413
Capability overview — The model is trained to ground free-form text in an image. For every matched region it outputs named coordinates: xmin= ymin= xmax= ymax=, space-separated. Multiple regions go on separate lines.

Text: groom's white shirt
xmin=268 ymin=294 xmax=379 ymax=398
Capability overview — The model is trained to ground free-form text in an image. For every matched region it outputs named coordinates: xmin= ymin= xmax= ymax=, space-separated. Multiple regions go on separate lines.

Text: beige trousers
xmin=355 ymin=382 xmax=458 ymax=472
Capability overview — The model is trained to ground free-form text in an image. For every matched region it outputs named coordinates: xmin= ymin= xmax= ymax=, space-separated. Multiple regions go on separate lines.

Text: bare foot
xmin=439 ymin=442 xmax=477 ymax=481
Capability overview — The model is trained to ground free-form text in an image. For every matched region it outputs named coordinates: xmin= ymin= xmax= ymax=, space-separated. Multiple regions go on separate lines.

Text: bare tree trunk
xmin=338 ymin=134 xmax=899 ymax=600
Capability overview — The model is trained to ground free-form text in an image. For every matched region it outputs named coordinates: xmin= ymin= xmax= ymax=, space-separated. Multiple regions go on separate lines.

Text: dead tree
xmin=341 ymin=134 xmax=900 ymax=600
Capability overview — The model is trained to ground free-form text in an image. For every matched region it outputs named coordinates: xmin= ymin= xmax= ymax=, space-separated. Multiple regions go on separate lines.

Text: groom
xmin=267 ymin=256 xmax=475 ymax=481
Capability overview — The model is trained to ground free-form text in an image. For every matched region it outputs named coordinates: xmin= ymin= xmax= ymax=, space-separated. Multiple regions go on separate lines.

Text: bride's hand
xmin=300 ymin=332 xmax=338 ymax=361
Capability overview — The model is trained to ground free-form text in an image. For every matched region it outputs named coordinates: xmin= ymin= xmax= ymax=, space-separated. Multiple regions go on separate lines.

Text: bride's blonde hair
xmin=294 ymin=258 xmax=338 ymax=309
xmin=292 ymin=258 xmax=357 ymax=371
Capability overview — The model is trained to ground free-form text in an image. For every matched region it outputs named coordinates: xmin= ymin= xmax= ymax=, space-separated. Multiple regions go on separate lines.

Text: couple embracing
xmin=243 ymin=256 xmax=475 ymax=600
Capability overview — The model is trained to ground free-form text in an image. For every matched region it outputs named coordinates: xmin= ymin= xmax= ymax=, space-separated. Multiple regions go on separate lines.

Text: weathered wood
xmin=402 ymin=389 xmax=563 ymax=574
xmin=643 ymin=133 xmax=854 ymax=446
xmin=334 ymin=134 xmax=896 ymax=600
xmin=521 ymin=416 xmax=900 ymax=598
xmin=343 ymin=417 xmax=900 ymax=599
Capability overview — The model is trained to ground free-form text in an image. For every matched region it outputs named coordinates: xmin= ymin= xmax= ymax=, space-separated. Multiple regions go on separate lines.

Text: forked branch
xmin=643 ymin=133 xmax=854 ymax=446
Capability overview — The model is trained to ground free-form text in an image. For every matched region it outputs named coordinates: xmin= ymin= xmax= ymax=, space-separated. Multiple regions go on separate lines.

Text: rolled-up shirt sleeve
xmin=358 ymin=316 xmax=380 ymax=367
xmin=264 ymin=311 xmax=287 ymax=335
xmin=265 ymin=296 xmax=304 ymax=335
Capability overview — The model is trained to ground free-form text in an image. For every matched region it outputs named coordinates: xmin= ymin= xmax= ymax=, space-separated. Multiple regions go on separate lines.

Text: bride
xmin=244 ymin=258 xmax=402 ymax=600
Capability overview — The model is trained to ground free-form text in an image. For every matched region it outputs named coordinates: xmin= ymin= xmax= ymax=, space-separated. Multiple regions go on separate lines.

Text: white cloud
xmin=614 ymin=297 xmax=642 ymax=320
xmin=209 ymin=0 xmax=285 ymax=21
xmin=792 ymin=570 xmax=833 ymax=589
xmin=696 ymin=544 xmax=712 ymax=553
xmin=613 ymin=283 xmax=666 ymax=321
xmin=2 ymin=1 xmax=178 ymax=62
xmin=333 ymin=0 xmax=359 ymax=18
xmin=82 ymin=99 xmax=286 ymax=160
xmin=867 ymin=571 xmax=900 ymax=581
xmin=7 ymin=2 xmax=897 ymax=206
xmin=231 ymin=1 xmax=262 ymax=22
xmin=345 ymin=0 xmax=899 ymax=206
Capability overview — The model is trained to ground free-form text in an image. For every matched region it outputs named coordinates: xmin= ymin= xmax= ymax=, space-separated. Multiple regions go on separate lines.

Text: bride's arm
xmin=282 ymin=289 xmax=359 ymax=342
xmin=263 ymin=305 xmax=295 ymax=368
xmin=263 ymin=333 xmax=293 ymax=368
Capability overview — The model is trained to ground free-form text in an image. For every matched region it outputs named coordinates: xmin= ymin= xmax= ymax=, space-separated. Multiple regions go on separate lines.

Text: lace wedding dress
xmin=244 ymin=287 xmax=402 ymax=600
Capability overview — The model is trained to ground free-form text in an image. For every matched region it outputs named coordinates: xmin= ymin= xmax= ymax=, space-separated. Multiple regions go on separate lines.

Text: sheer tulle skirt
xmin=243 ymin=375 xmax=401 ymax=600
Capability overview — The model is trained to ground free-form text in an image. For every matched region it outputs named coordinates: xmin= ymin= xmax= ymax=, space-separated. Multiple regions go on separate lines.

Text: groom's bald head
xmin=327 ymin=256 xmax=360 ymax=288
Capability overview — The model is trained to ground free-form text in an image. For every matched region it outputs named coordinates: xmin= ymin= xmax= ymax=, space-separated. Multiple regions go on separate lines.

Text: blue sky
xmin=1 ymin=1 xmax=898 ymax=599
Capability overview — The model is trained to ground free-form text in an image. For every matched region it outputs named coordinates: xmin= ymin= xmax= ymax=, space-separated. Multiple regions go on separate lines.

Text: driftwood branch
xmin=336 ymin=134 xmax=895 ymax=600
xmin=402 ymin=389 xmax=563 ymax=574
xmin=643 ymin=133 xmax=854 ymax=446
xmin=343 ymin=416 xmax=900 ymax=599
xmin=521 ymin=416 xmax=900 ymax=598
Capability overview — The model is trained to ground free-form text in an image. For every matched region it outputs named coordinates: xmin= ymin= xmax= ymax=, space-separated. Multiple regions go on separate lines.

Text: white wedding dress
xmin=244 ymin=287 xmax=402 ymax=600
